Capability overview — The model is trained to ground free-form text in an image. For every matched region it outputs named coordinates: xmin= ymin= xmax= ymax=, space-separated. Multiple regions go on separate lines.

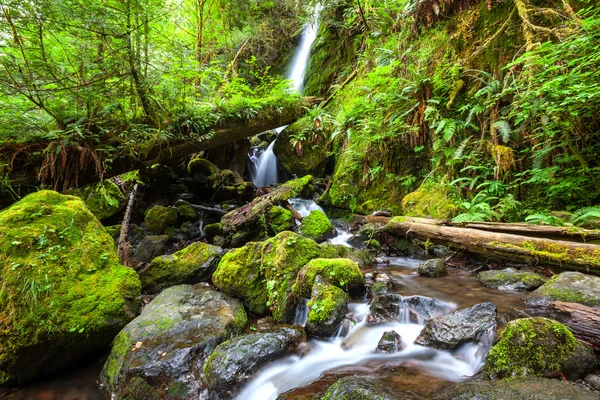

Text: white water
xmin=288 ymin=5 xmax=323 ymax=92
xmin=288 ymin=198 xmax=326 ymax=218
xmin=328 ymin=227 xmax=353 ymax=247
xmin=250 ymin=140 xmax=279 ymax=187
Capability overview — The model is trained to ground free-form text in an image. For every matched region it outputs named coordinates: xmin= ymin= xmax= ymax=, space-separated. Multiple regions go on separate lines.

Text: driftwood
xmin=283 ymin=201 xmax=303 ymax=221
xmin=525 ymin=301 xmax=600 ymax=352
xmin=458 ymin=222 xmax=600 ymax=242
xmin=189 ymin=204 xmax=228 ymax=216
xmin=117 ymin=183 xmax=138 ymax=267
xmin=384 ymin=217 xmax=600 ymax=275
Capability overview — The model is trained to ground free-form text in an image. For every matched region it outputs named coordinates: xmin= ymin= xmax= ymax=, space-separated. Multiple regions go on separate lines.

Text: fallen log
xmin=457 ymin=222 xmax=600 ymax=242
xmin=384 ymin=217 xmax=600 ymax=275
xmin=117 ymin=183 xmax=138 ymax=267
xmin=189 ymin=204 xmax=228 ymax=216
xmin=525 ymin=302 xmax=600 ymax=352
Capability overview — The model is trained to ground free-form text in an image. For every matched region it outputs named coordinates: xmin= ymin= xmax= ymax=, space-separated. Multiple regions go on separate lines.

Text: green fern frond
xmin=571 ymin=206 xmax=600 ymax=225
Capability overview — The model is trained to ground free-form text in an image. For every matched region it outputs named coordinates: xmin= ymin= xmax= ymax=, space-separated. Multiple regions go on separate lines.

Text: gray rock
xmin=204 ymin=326 xmax=305 ymax=399
xmin=479 ymin=268 xmax=546 ymax=291
xmin=133 ymin=235 xmax=168 ymax=263
xmin=369 ymin=294 xmax=455 ymax=324
xmin=321 ymin=375 xmax=396 ymax=400
xmin=415 ymin=302 xmax=497 ymax=350
xmin=525 ymin=272 xmax=600 ymax=307
xmin=376 ymin=331 xmax=403 ymax=353
xmin=305 ymin=277 xmax=349 ymax=338
xmin=371 ymin=210 xmax=392 ymax=217
xmin=99 ymin=285 xmax=247 ymax=399
xmin=369 ymin=282 xmax=391 ymax=298
xmin=375 ymin=273 xmax=391 ymax=283
xmin=432 ymin=377 xmax=599 ymax=400
xmin=417 ymin=258 xmax=447 ymax=277
xmin=584 ymin=374 xmax=600 ymax=390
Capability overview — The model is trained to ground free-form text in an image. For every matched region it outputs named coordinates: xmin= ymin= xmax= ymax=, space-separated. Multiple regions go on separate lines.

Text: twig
xmin=118 ymin=183 xmax=138 ymax=267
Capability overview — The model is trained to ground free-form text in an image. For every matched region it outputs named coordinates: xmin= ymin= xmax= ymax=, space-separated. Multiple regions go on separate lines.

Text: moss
xmin=292 ymin=258 xmax=363 ymax=298
xmin=67 ymin=180 xmax=126 ymax=221
xmin=123 ymin=377 xmax=159 ymax=400
xmin=483 ymin=317 xmax=577 ymax=379
xmin=526 ymin=272 xmax=600 ymax=307
xmin=204 ymin=223 xmax=223 ymax=240
xmin=177 ymin=204 xmax=197 ymax=221
xmin=141 ymin=242 xmax=222 ymax=294
xmin=187 ymin=156 xmax=220 ymax=176
xmin=104 ymin=224 xmax=121 ymax=240
xmin=299 ymin=210 xmax=335 ymax=242
xmin=478 ymin=269 xmax=546 ymax=289
xmin=145 ymin=206 xmax=178 ymax=234
xmin=401 ymin=182 xmax=459 ymax=220
xmin=0 ymin=191 xmax=141 ymax=385
xmin=167 ymin=381 xmax=189 ymax=398
xmin=306 ymin=280 xmax=348 ymax=325
xmin=370 ymin=282 xmax=390 ymax=297
xmin=268 ymin=206 xmax=294 ymax=234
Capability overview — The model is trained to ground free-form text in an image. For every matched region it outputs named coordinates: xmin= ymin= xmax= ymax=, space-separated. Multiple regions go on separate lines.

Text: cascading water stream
xmin=249 ymin=7 xmax=322 ymax=186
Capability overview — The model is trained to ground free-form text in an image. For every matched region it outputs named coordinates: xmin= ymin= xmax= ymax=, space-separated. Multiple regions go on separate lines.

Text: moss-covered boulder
xmin=525 ymin=272 xmax=600 ymax=307
xmin=67 ymin=180 xmax=126 ymax=220
xmin=100 ymin=285 xmax=247 ymax=399
xmin=144 ymin=205 xmax=178 ymax=234
xmin=140 ymin=242 xmax=224 ymax=294
xmin=417 ymin=258 xmax=447 ymax=277
xmin=204 ymin=222 xmax=223 ymax=241
xmin=306 ymin=277 xmax=349 ymax=338
xmin=187 ymin=155 xmax=220 ymax=177
xmin=203 ymin=325 xmax=305 ymax=398
xmin=293 ymin=258 xmax=364 ymax=298
xmin=0 ymin=191 xmax=141 ymax=386
xmin=177 ymin=204 xmax=197 ymax=221
xmin=319 ymin=243 xmax=373 ymax=267
xmin=483 ymin=317 xmax=596 ymax=380
xmin=479 ymin=268 xmax=546 ymax=291
xmin=269 ymin=206 xmax=294 ymax=234
xmin=401 ymin=182 xmax=459 ymax=220
xmin=320 ymin=375 xmax=396 ymax=400
xmin=299 ymin=210 xmax=336 ymax=243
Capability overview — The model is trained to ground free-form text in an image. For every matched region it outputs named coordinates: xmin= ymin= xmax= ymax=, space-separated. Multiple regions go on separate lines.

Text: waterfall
xmin=248 ymin=6 xmax=322 ymax=187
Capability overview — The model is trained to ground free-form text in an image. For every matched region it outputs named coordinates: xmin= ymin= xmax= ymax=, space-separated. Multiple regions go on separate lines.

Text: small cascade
xmin=328 ymin=227 xmax=353 ymax=248
xmin=250 ymin=140 xmax=279 ymax=187
xmin=288 ymin=5 xmax=323 ymax=92
xmin=293 ymin=298 xmax=309 ymax=326
xmin=288 ymin=198 xmax=325 ymax=218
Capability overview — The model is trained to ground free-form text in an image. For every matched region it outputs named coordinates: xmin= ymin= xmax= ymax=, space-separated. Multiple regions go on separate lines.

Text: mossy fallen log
xmin=458 ymin=222 xmax=600 ymax=242
xmin=384 ymin=217 xmax=600 ymax=275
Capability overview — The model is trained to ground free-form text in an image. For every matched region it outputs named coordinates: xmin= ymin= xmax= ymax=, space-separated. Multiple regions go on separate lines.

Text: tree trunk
xmin=228 ymin=139 xmax=251 ymax=177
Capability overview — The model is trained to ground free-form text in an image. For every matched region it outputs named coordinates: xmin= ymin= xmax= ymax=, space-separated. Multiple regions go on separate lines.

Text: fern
xmin=525 ymin=213 xmax=565 ymax=226
xmin=453 ymin=137 xmax=471 ymax=159
xmin=493 ymin=120 xmax=512 ymax=143
xmin=571 ymin=206 xmax=600 ymax=226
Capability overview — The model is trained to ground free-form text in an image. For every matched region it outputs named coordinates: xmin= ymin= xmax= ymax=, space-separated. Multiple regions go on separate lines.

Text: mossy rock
xmin=187 ymin=156 xmax=220 ymax=177
xmin=0 ymin=191 xmax=141 ymax=386
xmin=144 ymin=205 xmax=178 ymax=234
xmin=299 ymin=210 xmax=336 ymax=243
xmin=67 ymin=180 xmax=126 ymax=221
xmin=417 ymin=258 xmax=447 ymax=277
xmin=140 ymin=242 xmax=224 ymax=294
xmin=483 ymin=317 xmax=595 ymax=380
xmin=177 ymin=204 xmax=197 ymax=221
xmin=100 ymin=285 xmax=246 ymax=399
xmin=204 ymin=223 xmax=223 ymax=241
xmin=525 ymin=272 xmax=600 ymax=307
xmin=320 ymin=375 xmax=396 ymax=400
xmin=479 ymin=268 xmax=546 ymax=291
xmin=401 ymin=182 xmax=459 ymax=220
xmin=269 ymin=206 xmax=294 ymax=234
xmin=104 ymin=224 xmax=122 ymax=241
xmin=305 ymin=277 xmax=349 ymax=338
xmin=319 ymin=243 xmax=373 ymax=267
xmin=293 ymin=258 xmax=364 ymax=298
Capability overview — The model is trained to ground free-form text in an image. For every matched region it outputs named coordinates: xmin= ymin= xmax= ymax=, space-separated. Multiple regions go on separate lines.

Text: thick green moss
xmin=144 ymin=206 xmax=178 ymax=234
xmin=299 ymin=210 xmax=335 ymax=243
xmin=478 ymin=269 xmax=546 ymax=290
xmin=293 ymin=258 xmax=363 ymax=298
xmin=0 ymin=191 xmax=141 ymax=385
xmin=269 ymin=206 xmax=294 ymax=234
xmin=187 ymin=156 xmax=220 ymax=176
xmin=401 ymin=182 xmax=459 ymax=220
xmin=306 ymin=279 xmax=349 ymax=337
xmin=104 ymin=224 xmax=122 ymax=240
xmin=67 ymin=180 xmax=126 ymax=220
xmin=177 ymin=204 xmax=197 ymax=221
xmin=525 ymin=272 xmax=600 ymax=307
xmin=141 ymin=242 xmax=223 ymax=294
xmin=483 ymin=317 xmax=577 ymax=379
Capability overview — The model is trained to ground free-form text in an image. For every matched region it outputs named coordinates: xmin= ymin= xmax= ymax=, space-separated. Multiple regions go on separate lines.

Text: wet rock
xmin=144 ymin=205 xmax=178 ymax=234
xmin=525 ymin=272 xmax=600 ymax=307
xmin=99 ymin=285 xmax=247 ymax=399
xmin=417 ymin=258 xmax=447 ymax=277
xmin=584 ymin=374 xmax=600 ymax=390
xmin=320 ymin=375 xmax=396 ymax=400
xmin=273 ymin=119 xmax=329 ymax=177
xmin=256 ymin=317 xmax=277 ymax=332
xmin=132 ymin=235 xmax=168 ymax=263
xmin=369 ymin=294 xmax=455 ymax=324
xmin=429 ymin=244 xmax=451 ymax=258
xmin=415 ymin=302 xmax=497 ymax=350
xmin=432 ymin=376 xmax=598 ymax=400
xmin=375 ymin=273 xmax=391 ymax=283
xmin=204 ymin=222 xmax=223 ymax=241
xmin=371 ymin=210 xmax=392 ymax=217
xmin=293 ymin=258 xmax=364 ymax=298
xmin=479 ymin=268 xmax=546 ymax=291
xmin=499 ymin=306 xmax=531 ymax=326
xmin=177 ymin=204 xmax=197 ymax=221
xmin=0 ymin=191 xmax=141 ymax=386
xmin=306 ymin=277 xmax=349 ymax=338
xmin=319 ymin=243 xmax=373 ymax=267
xmin=369 ymin=282 xmax=391 ymax=297
xmin=268 ymin=206 xmax=295 ymax=235
xmin=204 ymin=326 xmax=305 ymax=399
xmin=376 ymin=331 xmax=403 ymax=353
xmin=483 ymin=317 xmax=596 ymax=381
xmin=299 ymin=210 xmax=336 ymax=243
xmin=180 ymin=221 xmax=201 ymax=239
xmin=140 ymin=242 xmax=224 ymax=294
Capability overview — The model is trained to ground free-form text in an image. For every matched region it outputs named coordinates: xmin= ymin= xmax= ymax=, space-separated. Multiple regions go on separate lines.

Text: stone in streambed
xmin=99 ymin=285 xmax=247 ymax=399
xmin=132 ymin=235 xmax=168 ymax=263
xmin=293 ymin=258 xmax=364 ymax=298
xmin=478 ymin=268 xmax=546 ymax=291
xmin=415 ymin=302 xmax=497 ymax=350
xmin=525 ymin=272 xmax=600 ymax=308
xmin=369 ymin=294 xmax=455 ymax=324
xmin=144 ymin=205 xmax=177 ymax=234
xmin=306 ymin=277 xmax=349 ymax=338
xmin=483 ymin=317 xmax=596 ymax=381
xmin=376 ymin=331 xmax=403 ymax=353
xmin=299 ymin=210 xmax=336 ymax=243
xmin=203 ymin=325 xmax=305 ymax=398
xmin=320 ymin=375 xmax=396 ymax=400
xmin=140 ymin=242 xmax=223 ymax=294
xmin=417 ymin=258 xmax=447 ymax=277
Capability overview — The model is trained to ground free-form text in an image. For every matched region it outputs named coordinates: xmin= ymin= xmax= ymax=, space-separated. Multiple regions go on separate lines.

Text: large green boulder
xmin=140 ymin=242 xmax=224 ymax=294
xmin=401 ymin=182 xmax=459 ymax=220
xmin=269 ymin=206 xmax=294 ymax=234
xmin=483 ymin=317 xmax=596 ymax=380
xmin=306 ymin=277 xmax=349 ymax=338
xmin=144 ymin=205 xmax=178 ymax=234
xmin=293 ymin=258 xmax=364 ymax=298
xmin=321 ymin=375 xmax=396 ymax=400
xmin=100 ymin=285 xmax=247 ymax=399
xmin=299 ymin=210 xmax=336 ymax=243
xmin=525 ymin=272 xmax=600 ymax=307
xmin=67 ymin=180 xmax=126 ymax=220
xmin=0 ymin=191 xmax=141 ymax=386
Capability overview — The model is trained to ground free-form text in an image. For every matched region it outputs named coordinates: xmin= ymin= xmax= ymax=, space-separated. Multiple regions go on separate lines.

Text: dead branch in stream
xmin=118 ymin=183 xmax=138 ymax=267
